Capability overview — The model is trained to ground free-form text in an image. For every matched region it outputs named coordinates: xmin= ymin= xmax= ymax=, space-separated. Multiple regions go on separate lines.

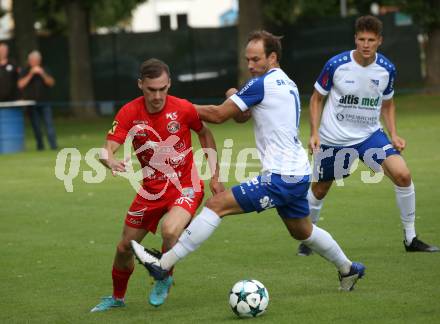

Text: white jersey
xmin=230 ymin=68 xmax=311 ymax=176
xmin=314 ymin=50 xmax=396 ymax=146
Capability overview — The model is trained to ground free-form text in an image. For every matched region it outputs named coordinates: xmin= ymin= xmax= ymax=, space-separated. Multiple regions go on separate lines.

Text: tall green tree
xmin=29 ymin=0 xmax=144 ymax=117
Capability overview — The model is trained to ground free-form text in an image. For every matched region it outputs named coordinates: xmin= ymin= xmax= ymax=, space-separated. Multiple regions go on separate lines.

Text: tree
xmin=237 ymin=0 xmax=264 ymax=86
xmin=239 ymin=0 xmax=439 ymax=89
xmin=65 ymin=0 xmax=96 ymax=117
xmin=31 ymin=0 xmax=145 ymax=117
xmin=392 ymin=0 xmax=440 ymax=87
xmin=35 ymin=0 xmax=144 ymax=33
xmin=12 ymin=0 xmax=38 ymax=67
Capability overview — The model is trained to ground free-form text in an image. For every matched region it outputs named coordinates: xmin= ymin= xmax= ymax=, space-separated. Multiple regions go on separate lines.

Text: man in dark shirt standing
xmin=0 ymin=42 xmax=18 ymax=102
xmin=18 ymin=50 xmax=57 ymax=150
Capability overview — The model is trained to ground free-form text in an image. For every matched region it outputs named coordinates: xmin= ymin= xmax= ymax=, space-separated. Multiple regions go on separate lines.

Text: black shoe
xmin=297 ymin=243 xmax=313 ymax=256
xmin=404 ymin=237 xmax=440 ymax=252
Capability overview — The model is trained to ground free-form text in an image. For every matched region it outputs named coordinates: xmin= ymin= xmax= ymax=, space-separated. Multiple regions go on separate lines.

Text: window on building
xmin=159 ymin=15 xmax=171 ymax=31
xmin=177 ymin=14 xmax=188 ymax=29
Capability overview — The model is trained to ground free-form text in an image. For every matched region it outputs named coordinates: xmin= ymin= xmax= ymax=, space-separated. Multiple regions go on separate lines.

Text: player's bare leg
xmin=114 ymin=225 xmax=148 ymax=270
xmin=311 ymin=180 xmax=334 ymax=200
xmin=148 ymin=206 xmax=192 ymax=307
xmin=298 ymin=180 xmax=333 ymax=256
xmin=283 ymin=216 xmax=365 ymax=290
xmin=161 ymin=206 xmax=193 ymax=250
xmin=382 ymin=155 xmax=439 ymax=252
xmin=91 ymin=225 xmax=147 ymax=312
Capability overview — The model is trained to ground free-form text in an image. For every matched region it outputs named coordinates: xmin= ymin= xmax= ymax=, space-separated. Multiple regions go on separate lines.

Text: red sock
xmin=162 ymin=244 xmax=174 ymax=276
xmin=112 ymin=266 xmax=133 ymax=299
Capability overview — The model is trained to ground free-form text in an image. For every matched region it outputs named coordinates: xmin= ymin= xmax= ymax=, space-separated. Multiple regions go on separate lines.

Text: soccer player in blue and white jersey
xmin=297 ymin=15 xmax=438 ymax=256
xmin=132 ymin=30 xmax=365 ymax=291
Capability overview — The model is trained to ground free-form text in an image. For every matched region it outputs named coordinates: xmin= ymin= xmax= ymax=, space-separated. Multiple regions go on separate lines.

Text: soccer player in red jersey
xmin=91 ymin=58 xmax=224 ymax=312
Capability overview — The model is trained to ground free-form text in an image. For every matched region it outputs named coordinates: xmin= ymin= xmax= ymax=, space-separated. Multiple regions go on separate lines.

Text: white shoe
xmin=130 ymin=240 xmax=168 ymax=280
xmin=339 ymin=262 xmax=366 ymax=291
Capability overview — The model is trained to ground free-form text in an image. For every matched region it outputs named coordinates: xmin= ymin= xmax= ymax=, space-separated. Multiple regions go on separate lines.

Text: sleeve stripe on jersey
xmin=314 ymin=81 xmax=328 ymax=95
xmin=229 ymin=95 xmax=248 ymax=111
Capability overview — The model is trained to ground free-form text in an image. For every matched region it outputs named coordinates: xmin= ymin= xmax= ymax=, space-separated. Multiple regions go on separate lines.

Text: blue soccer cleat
xmin=90 ymin=296 xmax=125 ymax=312
xmin=338 ymin=262 xmax=366 ymax=291
xmin=149 ymin=275 xmax=174 ymax=307
xmin=130 ymin=240 xmax=169 ymax=280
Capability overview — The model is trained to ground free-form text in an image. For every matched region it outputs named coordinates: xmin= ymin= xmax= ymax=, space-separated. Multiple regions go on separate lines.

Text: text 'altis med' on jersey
xmin=230 ymin=68 xmax=311 ymax=176
xmin=314 ymin=50 xmax=396 ymax=146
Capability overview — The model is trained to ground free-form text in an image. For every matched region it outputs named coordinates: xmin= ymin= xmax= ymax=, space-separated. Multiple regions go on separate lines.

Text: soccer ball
xmin=229 ymin=279 xmax=269 ymax=317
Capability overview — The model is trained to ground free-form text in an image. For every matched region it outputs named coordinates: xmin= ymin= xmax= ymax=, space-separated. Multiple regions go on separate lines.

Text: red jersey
xmin=107 ymin=95 xmax=203 ymax=195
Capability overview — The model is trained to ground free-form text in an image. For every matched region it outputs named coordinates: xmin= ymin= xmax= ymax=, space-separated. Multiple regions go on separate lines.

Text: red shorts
xmin=125 ymin=182 xmax=204 ymax=233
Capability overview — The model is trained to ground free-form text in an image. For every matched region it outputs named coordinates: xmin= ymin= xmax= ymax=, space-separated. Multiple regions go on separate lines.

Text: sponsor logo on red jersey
xmin=167 ymin=121 xmax=180 ymax=134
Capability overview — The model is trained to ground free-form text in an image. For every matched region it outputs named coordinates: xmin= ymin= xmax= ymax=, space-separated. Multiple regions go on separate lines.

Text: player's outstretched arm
xmin=309 ymin=90 xmax=325 ymax=154
xmin=381 ymin=98 xmax=406 ymax=151
xmin=225 ymin=88 xmax=252 ymax=124
xmin=100 ymin=140 xmax=128 ymax=175
xmin=195 ymin=99 xmax=242 ymax=124
xmin=196 ymin=124 xmax=225 ymax=194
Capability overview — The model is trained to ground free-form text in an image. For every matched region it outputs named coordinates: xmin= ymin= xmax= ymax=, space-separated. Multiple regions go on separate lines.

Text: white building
xmin=0 ymin=0 xmax=238 ymax=39
xmin=131 ymin=0 xmax=238 ymax=32
xmin=0 ymin=0 xmax=13 ymax=40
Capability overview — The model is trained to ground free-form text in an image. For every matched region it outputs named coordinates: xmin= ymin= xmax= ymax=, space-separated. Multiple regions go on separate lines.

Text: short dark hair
xmin=139 ymin=58 xmax=170 ymax=80
xmin=355 ymin=15 xmax=383 ymax=36
xmin=247 ymin=30 xmax=283 ymax=62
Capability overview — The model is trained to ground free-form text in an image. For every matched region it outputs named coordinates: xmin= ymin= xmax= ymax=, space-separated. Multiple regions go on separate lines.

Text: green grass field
xmin=1 ymin=94 xmax=439 ymax=323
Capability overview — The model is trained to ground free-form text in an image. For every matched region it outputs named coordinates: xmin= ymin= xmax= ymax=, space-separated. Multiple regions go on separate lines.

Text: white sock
xmin=302 ymin=224 xmax=352 ymax=274
xmin=395 ymin=181 xmax=416 ymax=244
xmin=160 ymin=207 xmax=222 ymax=270
xmin=307 ymin=188 xmax=324 ymax=224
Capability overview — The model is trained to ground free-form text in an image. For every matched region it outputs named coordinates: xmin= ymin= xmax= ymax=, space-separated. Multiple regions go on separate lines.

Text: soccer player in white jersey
xmin=131 ymin=30 xmax=365 ymax=292
xmin=297 ymin=15 xmax=439 ymax=256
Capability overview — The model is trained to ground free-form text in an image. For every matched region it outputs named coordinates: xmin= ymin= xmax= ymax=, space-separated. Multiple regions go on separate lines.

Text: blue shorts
xmin=313 ymin=129 xmax=400 ymax=182
xmin=231 ymin=173 xmax=310 ymax=219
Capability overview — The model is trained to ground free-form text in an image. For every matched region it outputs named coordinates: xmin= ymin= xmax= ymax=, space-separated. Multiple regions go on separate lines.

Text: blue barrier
xmin=0 ymin=108 xmax=24 ymax=154
xmin=0 ymin=101 xmax=35 ymax=154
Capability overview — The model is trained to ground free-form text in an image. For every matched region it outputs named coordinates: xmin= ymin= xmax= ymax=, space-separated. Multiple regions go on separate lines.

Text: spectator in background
xmin=18 ymin=50 xmax=57 ymax=150
xmin=0 ymin=42 xmax=19 ymax=102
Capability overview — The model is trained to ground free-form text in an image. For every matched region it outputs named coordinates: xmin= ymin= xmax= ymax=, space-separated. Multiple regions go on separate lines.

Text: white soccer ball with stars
xmin=229 ymin=279 xmax=269 ymax=317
